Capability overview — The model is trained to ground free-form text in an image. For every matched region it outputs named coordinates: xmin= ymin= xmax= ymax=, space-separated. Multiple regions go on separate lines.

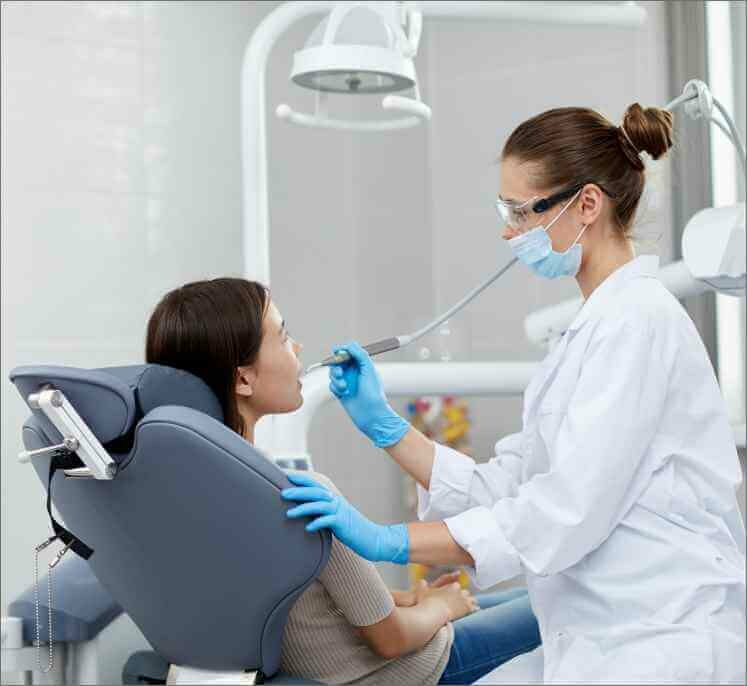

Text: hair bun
xmin=620 ymin=102 xmax=674 ymax=162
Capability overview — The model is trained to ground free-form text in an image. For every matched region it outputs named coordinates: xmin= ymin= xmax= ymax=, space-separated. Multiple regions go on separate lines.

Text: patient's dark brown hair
xmin=146 ymin=278 xmax=269 ymax=436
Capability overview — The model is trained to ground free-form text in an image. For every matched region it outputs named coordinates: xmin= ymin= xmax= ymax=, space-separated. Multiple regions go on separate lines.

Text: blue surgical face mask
xmin=507 ymin=190 xmax=588 ymax=279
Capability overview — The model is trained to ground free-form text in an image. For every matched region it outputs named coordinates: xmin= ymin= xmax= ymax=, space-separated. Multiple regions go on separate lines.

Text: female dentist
xmin=282 ymin=102 xmax=746 ymax=683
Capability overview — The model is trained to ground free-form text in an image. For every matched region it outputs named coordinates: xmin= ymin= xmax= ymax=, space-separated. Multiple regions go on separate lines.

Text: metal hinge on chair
xmin=19 ymin=388 xmax=117 ymax=480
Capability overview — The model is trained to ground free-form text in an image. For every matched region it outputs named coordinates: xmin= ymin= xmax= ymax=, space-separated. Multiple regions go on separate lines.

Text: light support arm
xmin=241 ymin=1 xmax=336 ymax=284
xmin=275 ymin=97 xmax=430 ymax=132
xmin=415 ymin=1 xmax=645 ymax=25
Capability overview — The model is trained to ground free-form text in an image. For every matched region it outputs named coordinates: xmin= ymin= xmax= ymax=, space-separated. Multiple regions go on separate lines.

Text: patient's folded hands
xmin=392 ymin=571 xmax=461 ymax=607
xmin=392 ymin=572 xmax=479 ymax=622
xmin=414 ymin=578 xmax=480 ymax=622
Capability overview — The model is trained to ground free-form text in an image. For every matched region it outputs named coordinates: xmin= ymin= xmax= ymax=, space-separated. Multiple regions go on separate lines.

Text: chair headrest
xmin=10 ymin=364 xmax=223 ymax=445
xmin=105 ymin=365 xmax=223 ymax=423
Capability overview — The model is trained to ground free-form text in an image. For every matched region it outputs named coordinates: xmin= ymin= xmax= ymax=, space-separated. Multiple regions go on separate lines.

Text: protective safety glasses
xmin=495 ymin=182 xmax=612 ymax=231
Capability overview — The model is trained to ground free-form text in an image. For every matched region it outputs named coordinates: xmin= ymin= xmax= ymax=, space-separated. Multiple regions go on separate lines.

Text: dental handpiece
xmin=304 ymin=257 xmax=518 ymax=375
xmin=305 ymin=337 xmax=403 ymax=374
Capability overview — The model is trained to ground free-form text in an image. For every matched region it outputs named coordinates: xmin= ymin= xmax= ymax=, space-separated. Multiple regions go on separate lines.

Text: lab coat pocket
xmin=535 ymin=377 xmax=575 ymax=434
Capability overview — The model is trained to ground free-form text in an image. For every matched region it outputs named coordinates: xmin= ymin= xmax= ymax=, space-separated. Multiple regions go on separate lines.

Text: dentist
xmin=282 ymin=103 xmax=746 ymax=683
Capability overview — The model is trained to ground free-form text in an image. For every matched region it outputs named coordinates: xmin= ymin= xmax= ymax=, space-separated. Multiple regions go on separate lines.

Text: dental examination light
xmin=276 ymin=2 xmax=432 ymax=131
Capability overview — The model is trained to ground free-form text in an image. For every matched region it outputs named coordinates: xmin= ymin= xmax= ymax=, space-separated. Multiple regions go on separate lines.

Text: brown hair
xmin=501 ymin=103 xmax=673 ymax=234
xmin=146 ymin=278 xmax=270 ymax=436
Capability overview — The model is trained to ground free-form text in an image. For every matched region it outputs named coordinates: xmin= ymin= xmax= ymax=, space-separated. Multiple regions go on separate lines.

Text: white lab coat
xmin=418 ymin=255 xmax=746 ymax=684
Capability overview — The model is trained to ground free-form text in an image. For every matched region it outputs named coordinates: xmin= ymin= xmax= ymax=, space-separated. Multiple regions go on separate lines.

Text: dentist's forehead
xmin=499 ymin=157 xmax=545 ymax=201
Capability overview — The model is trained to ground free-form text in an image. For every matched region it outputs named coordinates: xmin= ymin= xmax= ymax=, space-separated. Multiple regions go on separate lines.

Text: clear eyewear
xmin=495 ymin=182 xmax=612 ymax=230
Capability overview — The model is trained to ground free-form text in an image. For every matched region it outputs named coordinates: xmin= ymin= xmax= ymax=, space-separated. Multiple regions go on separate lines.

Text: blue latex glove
xmin=328 ymin=341 xmax=410 ymax=448
xmin=282 ymin=473 xmax=409 ymax=565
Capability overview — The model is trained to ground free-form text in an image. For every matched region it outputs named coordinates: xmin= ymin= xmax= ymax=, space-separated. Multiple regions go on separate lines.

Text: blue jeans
xmin=439 ymin=587 xmax=541 ymax=685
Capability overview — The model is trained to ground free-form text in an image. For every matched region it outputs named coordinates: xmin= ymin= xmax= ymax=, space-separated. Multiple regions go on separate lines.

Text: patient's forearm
xmin=385 ymin=426 xmax=435 ymax=489
xmin=407 ymin=521 xmax=474 ymax=567
xmin=393 ymin=597 xmax=451 ymax=654
xmin=357 ymin=596 xmax=449 ymax=659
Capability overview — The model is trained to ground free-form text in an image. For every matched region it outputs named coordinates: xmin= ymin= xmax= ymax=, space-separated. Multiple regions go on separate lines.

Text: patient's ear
xmin=235 ymin=366 xmax=257 ymax=397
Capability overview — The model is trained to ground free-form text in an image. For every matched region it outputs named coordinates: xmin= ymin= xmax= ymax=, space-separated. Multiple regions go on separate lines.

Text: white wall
xmin=1 ymin=0 xmax=264 ymax=615
xmin=1 ymin=0 xmax=683 ymax=639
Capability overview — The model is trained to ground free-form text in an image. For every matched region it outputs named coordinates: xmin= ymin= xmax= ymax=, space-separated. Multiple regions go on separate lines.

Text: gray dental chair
xmin=8 ymin=364 xmax=330 ymax=684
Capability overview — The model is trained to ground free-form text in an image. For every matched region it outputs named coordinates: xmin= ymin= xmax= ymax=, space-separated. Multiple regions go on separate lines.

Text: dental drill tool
xmin=304 ymin=257 xmax=518 ymax=374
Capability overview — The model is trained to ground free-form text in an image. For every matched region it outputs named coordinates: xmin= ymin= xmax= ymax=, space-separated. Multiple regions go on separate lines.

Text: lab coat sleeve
xmin=417 ymin=432 xmax=525 ymax=521
xmin=445 ymin=314 xmax=672 ymax=589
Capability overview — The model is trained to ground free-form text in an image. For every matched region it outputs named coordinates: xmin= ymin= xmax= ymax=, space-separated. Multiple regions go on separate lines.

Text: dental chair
xmin=6 ymin=364 xmax=330 ymax=685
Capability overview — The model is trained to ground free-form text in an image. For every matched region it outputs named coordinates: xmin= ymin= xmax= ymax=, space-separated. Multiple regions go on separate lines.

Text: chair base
xmin=168 ymin=662 xmax=321 ymax=685
xmin=169 ymin=664 xmax=264 ymax=684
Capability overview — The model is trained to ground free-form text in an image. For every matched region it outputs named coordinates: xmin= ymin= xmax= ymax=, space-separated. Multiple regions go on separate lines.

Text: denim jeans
xmin=439 ymin=587 xmax=541 ymax=685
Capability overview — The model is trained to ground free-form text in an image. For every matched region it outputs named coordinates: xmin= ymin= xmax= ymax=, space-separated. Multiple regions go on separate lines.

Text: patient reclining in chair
xmin=147 ymin=278 xmax=540 ymax=686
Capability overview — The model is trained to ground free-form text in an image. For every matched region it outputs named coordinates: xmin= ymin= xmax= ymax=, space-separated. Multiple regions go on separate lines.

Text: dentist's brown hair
xmin=502 ymin=103 xmax=673 ymax=235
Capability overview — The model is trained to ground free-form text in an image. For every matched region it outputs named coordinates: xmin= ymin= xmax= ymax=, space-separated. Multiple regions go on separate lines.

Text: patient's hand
xmin=415 ymin=578 xmax=479 ymax=622
xmin=392 ymin=571 xmax=463 ymax=607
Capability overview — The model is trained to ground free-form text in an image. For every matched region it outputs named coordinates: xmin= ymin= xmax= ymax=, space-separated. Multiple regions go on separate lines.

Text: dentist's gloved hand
xmin=329 ymin=341 xmax=410 ymax=448
xmin=282 ymin=473 xmax=409 ymax=564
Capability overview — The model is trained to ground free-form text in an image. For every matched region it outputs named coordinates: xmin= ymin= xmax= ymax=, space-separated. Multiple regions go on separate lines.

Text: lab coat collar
xmin=568 ymin=254 xmax=660 ymax=332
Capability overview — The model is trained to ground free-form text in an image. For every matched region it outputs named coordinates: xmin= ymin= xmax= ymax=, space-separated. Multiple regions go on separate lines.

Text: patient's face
xmin=242 ymin=301 xmax=304 ymax=416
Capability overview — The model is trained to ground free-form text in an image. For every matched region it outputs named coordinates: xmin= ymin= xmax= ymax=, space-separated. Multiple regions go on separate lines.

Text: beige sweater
xmin=278 ymin=472 xmax=453 ymax=685
xmin=167 ymin=472 xmax=453 ymax=686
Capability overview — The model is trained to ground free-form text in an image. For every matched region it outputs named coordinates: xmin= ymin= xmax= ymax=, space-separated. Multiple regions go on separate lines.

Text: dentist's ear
xmin=578 ymin=183 xmax=604 ymax=226
xmin=236 ymin=367 xmax=257 ymax=397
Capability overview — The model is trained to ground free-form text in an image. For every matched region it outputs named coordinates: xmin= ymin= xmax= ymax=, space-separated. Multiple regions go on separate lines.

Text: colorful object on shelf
xmin=405 ymin=395 xmax=472 ymax=454
xmin=409 ymin=561 xmax=471 ymax=590
xmin=404 ymin=394 xmax=474 ymax=587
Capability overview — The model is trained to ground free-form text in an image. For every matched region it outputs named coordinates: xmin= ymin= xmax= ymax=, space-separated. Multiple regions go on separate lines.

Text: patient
xmin=147 ymin=277 xmax=540 ymax=685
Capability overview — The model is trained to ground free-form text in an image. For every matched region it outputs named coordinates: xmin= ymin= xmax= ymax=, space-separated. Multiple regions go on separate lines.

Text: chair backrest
xmin=10 ymin=364 xmax=331 ymax=675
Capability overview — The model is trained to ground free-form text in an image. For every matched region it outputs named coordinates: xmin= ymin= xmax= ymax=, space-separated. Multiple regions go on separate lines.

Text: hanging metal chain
xmin=34 ymin=536 xmax=56 ymax=673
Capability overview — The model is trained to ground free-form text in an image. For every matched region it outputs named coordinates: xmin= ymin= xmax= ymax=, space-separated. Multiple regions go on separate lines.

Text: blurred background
xmin=2 ymin=1 xmax=745 ymax=678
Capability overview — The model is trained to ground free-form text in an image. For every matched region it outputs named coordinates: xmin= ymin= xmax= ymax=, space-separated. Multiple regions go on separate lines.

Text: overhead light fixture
xmin=278 ymin=2 xmax=431 ymax=131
